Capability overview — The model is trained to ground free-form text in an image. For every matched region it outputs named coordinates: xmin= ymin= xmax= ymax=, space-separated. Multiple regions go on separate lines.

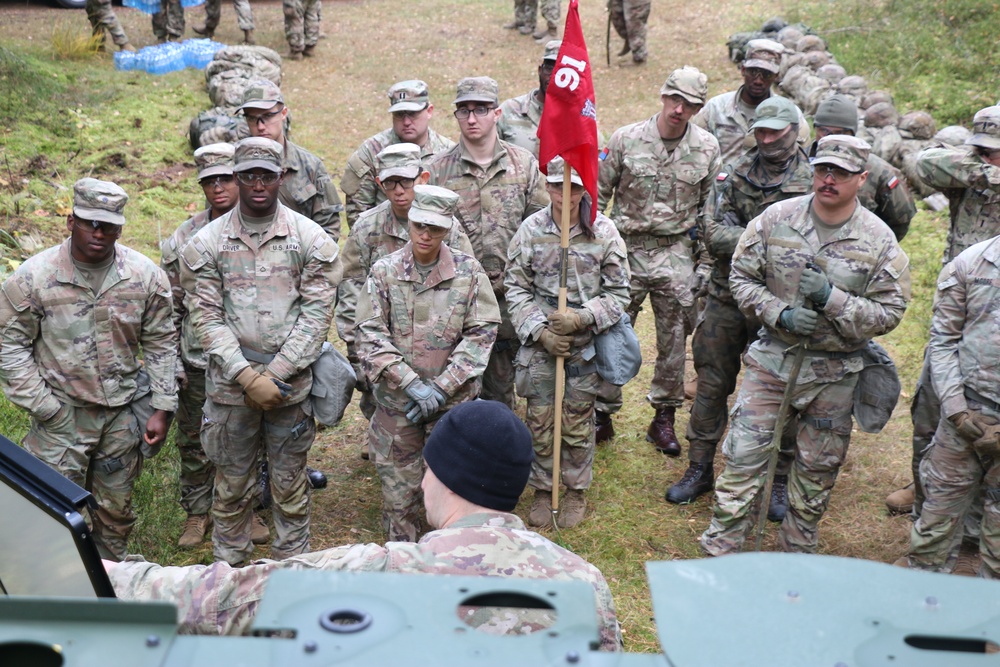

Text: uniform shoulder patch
xmin=717 ymin=172 xmax=729 ymax=181
xmin=1 ymin=276 xmax=30 ymax=312
xmin=887 ymin=176 xmax=899 ymax=190
xmin=599 ymin=147 xmax=609 ymax=161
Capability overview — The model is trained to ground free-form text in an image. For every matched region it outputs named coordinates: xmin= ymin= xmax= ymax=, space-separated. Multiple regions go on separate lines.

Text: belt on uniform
xmin=764 ymin=337 xmax=864 ymax=360
xmin=567 ymin=362 xmax=597 ymax=377
xmin=544 ymin=296 xmax=584 ymax=310
xmin=242 ymin=346 xmax=277 ymax=365
xmin=624 ymin=231 xmax=689 ymax=250
xmin=965 ymin=387 xmax=1000 ymax=413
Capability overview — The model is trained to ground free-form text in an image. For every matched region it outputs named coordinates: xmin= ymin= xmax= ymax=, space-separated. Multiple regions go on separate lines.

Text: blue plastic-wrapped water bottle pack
xmin=114 ymin=39 xmax=225 ymax=74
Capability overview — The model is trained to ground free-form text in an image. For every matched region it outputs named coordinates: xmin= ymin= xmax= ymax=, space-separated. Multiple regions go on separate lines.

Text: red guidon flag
xmin=536 ymin=0 xmax=598 ymax=221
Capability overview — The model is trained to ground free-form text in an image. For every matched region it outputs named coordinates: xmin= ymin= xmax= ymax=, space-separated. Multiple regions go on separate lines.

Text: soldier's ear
xmin=418 ymin=171 xmax=430 ymax=185
xmin=66 ymin=215 xmax=75 ymax=235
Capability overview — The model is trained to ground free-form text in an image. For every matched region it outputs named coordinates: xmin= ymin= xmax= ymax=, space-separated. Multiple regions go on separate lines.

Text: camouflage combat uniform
xmin=200 ymin=0 xmax=255 ymax=34
xmin=692 ymin=88 xmax=812 ymax=167
xmin=341 ymin=128 xmax=456 ymax=228
xmin=609 ymin=0 xmax=651 ymax=63
xmin=700 ymin=194 xmax=910 ymax=555
xmin=908 ymin=145 xmax=1000 ymax=513
xmin=513 ymin=0 xmax=560 ymax=32
xmin=907 ymin=237 xmax=1000 ymax=577
xmin=355 ymin=244 xmax=500 ymax=541
xmin=334 ymin=201 xmax=474 ymax=420
xmin=161 ymin=209 xmax=215 ymax=518
xmin=180 ymin=203 xmax=341 ymax=565
xmin=283 ymin=0 xmax=321 ymax=55
xmin=426 ymin=140 xmax=548 ymax=408
xmin=505 ymin=208 xmax=630 ymax=491
xmin=0 ymin=241 xmax=177 ymax=561
xmin=152 ymin=0 xmax=185 ymax=42
xmin=597 ymin=116 xmax=721 ymax=412
xmin=497 ymin=90 xmax=544 ymax=157
xmin=86 ymin=0 xmax=130 ymax=48
xmin=279 ymin=140 xmax=344 ymax=242
xmin=108 ymin=511 xmax=622 ymax=650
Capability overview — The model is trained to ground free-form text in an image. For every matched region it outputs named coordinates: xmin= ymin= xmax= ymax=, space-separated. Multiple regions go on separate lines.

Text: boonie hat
xmin=240 ymin=78 xmax=284 ymax=111
xmin=194 ymin=143 xmax=236 ymax=180
xmin=743 ymin=38 xmax=784 ymax=74
xmin=408 ymin=184 xmax=459 ymax=229
xmin=966 ymin=106 xmax=1000 ymax=150
xmin=454 ymin=76 xmax=499 ymax=106
xmin=387 ymin=80 xmax=430 ymax=113
xmin=542 ymin=40 xmax=562 ymax=61
xmin=377 ymin=143 xmax=422 ymax=181
xmin=811 ymin=135 xmax=870 ymax=173
xmin=233 ymin=137 xmax=283 ymax=173
xmin=73 ymin=178 xmax=128 ymax=226
xmin=545 ymin=156 xmax=583 ymax=186
xmin=814 ymin=94 xmax=858 ymax=133
xmin=659 ymin=66 xmax=708 ymax=106
xmin=750 ymin=96 xmax=800 ymax=131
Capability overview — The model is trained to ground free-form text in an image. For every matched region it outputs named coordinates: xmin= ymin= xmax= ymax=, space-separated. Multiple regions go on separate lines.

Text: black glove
xmin=799 ymin=262 xmax=832 ymax=307
xmin=779 ymin=307 xmax=818 ymax=335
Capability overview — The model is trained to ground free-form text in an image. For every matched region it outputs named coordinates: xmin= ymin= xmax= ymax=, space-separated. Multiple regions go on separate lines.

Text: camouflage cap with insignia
xmin=73 ymin=178 xmax=128 ymax=226
xmin=811 ymin=135 xmax=870 ymax=173
xmin=749 ymin=96 xmax=800 ymax=131
xmin=659 ymin=66 xmax=708 ymax=106
xmin=240 ymin=78 xmax=284 ymax=112
xmin=377 ymin=143 xmax=422 ymax=180
xmin=545 ymin=156 xmax=583 ymax=186
xmin=408 ymin=184 xmax=459 ymax=229
xmin=194 ymin=142 xmax=236 ymax=180
xmin=387 ymin=80 xmax=430 ymax=113
xmin=966 ymin=106 xmax=1000 ymax=150
xmin=454 ymin=76 xmax=499 ymax=106
xmin=542 ymin=39 xmax=562 ymax=61
xmin=233 ymin=137 xmax=284 ymax=173
xmin=743 ymin=38 xmax=785 ymax=74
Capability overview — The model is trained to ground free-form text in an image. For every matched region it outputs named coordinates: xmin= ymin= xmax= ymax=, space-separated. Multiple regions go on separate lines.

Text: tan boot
xmin=302 ymin=44 xmax=316 ymax=57
xmin=892 ymin=556 xmax=910 ymax=568
xmin=288 ymin=50 xmax=304 ymax=61
xmin=528 ymin=489 xmax=553 ymax=527
xmin=242 ymin=29 xmax=255 ymax=45
xmin=518 ymin=25 xmax=534 ymax=35
xmin=120 ymin=42 xmax=136 ymax=52
xmin=502 ymin=20 xmax=521 ymax=30
xmin=533 ymin=21 xmax=557 ymax=41
xmin=178 ymin=514 xmax=211 ymax=548
xmin=953 ymin=540 xmax=982 ymax=577
xmin=251 ymin=513 xmax=270 ymax=544
xmin=556 ymin=489 xmax=586 ymax=528
xmin=885 ymin=483 xmax=915 ymax=514
xmin=191 ymin=23 xmax=214 ymax=39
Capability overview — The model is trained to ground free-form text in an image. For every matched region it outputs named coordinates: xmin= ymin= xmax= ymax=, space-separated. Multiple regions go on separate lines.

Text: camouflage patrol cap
xmin=73 ymin=178 xmax=128 ymax=226
xmin=545 ymin=156 xmax=584 ymax=186
xmin=660 ymin=66 xmax=708 ymax=105
xmin=966 ymin=106 xmax=1000 ymax=150
xmin=233 ymin=136 xmax=283 ymax=173
xmin=743 ymin=39 xmax=784 ymax=74
xmin=454 ymin=76 xmax=499 ymax=106
xmin=542 ymin=39 xmax=562 ymax=61
xmin=194 ymin=142 xmax=235 ymax=180
xmin=811 ymin=135 xmax=870 ymax=173
xmin=749 ymin=96 xmax=800 ymax=131
xmin=387 ymin=80 xmax=430 ymax=113
xmin=814 ymin=94 xmax=859 ymax=133
xmin=376 ymin=142 xmax=422 ymax=180
xmin=408 ymin=184 xmax=458 ymax=229
xmin=240 ymin=78 xmax=284 ymax=111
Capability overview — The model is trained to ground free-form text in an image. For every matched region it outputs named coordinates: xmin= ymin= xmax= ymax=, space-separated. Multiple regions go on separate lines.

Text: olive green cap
xmin=659 ymin=66 xmax=708 ymax=106
xmin=966 ymin=106 xmax=1000 ymax=150
xmin=240 ymin=78 xmax=284 ymax=111
xmin=387 ymin=80 xmax=430 ymax=113
xmin=814 ymin=94 xmax=858 ymax=133
xmin=749 ymin=96 xmax=800 ymax=131
xmin=194 ymin=142 xmax=236 ymax=179
xmin=811 ymin=135 xmax=870 ymax=173
xmin=73 ymin=178 xmax=128 ymax=226
xmin=409 ymin=184 xmax=458 ymax=229
xmin=233 ymin=137 xmax=283 ymax=173
xmin=377 ymin=143 xmax=422 ymax=180
xmin=454 ymin=76 xmax=499 ymax=106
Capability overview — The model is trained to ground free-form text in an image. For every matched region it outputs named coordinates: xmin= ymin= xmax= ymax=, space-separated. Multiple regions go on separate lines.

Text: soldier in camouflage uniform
xmin=241 ymin=79 xmax=344 ymax=242
xmin=506 ymin=158 xmax=631 ymax=529
xmin=86 ymin=0 xmax=134 ymax=52
xmin=507 ymin=0 xmax=560 ymax=41
xmin=888 ymin=106 xmax=1000 ymax=516
xmin=152 ymin=0 xmax=185 ymax=43
xmin=179 ymin=138 xmax=342 ymax=566
xmin=0 ymin=178 xmax=177 ymax=560
xmin=692 ymin=39 xmax=811 ymax=167
xmin=106 ymin=401 xmax=622 ymax=650
xmin=282 ymin=0 xmax=321 ymax=59
xmin=336 ymin=145 xmax=473 ymax=457
xmin=161 ymin=144 xmax=244 ymax=549
xmin=900 ymin=235 xmax=1000 ymax=577
xmin=700 ymin=136 xmax=911 ymax=556
xmin=596 ymin=67 xmax=721 ymax=454
xmin=426 ymin=76 xmax=549 ymax=409
xmin=497 ymin=40 xmax=560 ymax=158
xmin=355 ymin=185 xmax=500 ymax=541
xmin=341 ymin=80 xmax=456 ymax=229
xmin=609 ymin=0 xmax=651 ymax=65
xmin=668 ymin=96 xmax=811 ymax=509
xmin=192 ymin=0 xmax=256 ymax=44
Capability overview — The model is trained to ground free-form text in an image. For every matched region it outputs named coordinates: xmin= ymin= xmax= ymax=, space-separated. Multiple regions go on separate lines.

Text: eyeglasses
xmin=663 ymin=94 xmax=701 ymax=113
xmin=244 ymin=107 xmax=284 ymax=126
xmin=392 ymin=110 xmax=424 ymax=121
xmin=743 ymin=68 xmax=775 ymax=81
xmin=975 ymin=146 xmax=1000 ymax=160
xmin=381 ymin=177 xmax=416 ymax=191
xmin=410 ymin=222 xmax=448 ymax=238
xmin=813 ymin=164 xmax=858 ymax=183
xmin=74 ymin=218 xmax=122 ymax=237
xmin=200 ymin=175 xmax=235 ymax=189
xmin=453 ymin=106 xmax=495 ymax=120
xmin=235 ymin=171 xmax=282 ymax=186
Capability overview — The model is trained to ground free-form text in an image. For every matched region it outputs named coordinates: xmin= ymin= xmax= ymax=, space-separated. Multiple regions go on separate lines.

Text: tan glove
xmin=538 ymin=327 xmax=572 ymax=358
xmin=236 ymin=368 xmax=291 ymax=411
xmin=953 ymin=410 xmax=1000 ymax=457
xmin=547 ymin=308 xmax=594 ymax=335
xmin=950 ymin=410 xmax=985 ymax=441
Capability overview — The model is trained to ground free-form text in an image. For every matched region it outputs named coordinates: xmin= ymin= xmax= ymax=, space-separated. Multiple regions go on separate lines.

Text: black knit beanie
xmin=423 ymin=400 xmax=534 ymax=511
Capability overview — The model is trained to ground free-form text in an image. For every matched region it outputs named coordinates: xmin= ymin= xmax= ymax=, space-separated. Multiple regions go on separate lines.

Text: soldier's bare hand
xmin=176 ymin=369 xmax=189 ymax=391
xmin=144 ymin=410 xmax=171 ymax=449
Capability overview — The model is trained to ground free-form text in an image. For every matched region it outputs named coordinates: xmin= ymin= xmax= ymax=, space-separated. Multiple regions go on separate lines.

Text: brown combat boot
xmin=556 ymin=489 xmax=586 ymax=528
xmin=178 ymin=514 xmax=212 ymax=548
xmin=502 ymin=20 xmax=522 ymax=30
xmin=288 ymin=50 xmax=304 ymax=61
xmin=191 ymin=23 xmax=214 ymax=39
xmin=528 ymin=489 xmax=553 ymax=527
xmin=953 ymin=540 xmax=982 ymax=577
xmin=885 ymin=483 xmax=915 ymax=515
xmin=533 ymin=21 xmax=557 ymax=41
xmin=251 ymin=513 xmax=270 ymax=544
xmin=518 ymin=24 xmax=535 ymax=35
xmin=303 ymin=44 xmax=316 ymax=57
xmin=595 ymin=410 xmax=614 ymax=445
xmin=242 ymin=29 xmax=255 ymax=45
xmin=647 ymin=407 xmax=681 ymax=456
xmin=120 ymin=42 xmax=136 ymax=52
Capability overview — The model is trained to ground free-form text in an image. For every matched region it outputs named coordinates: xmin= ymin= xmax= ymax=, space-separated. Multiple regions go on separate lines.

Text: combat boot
xmin=288 ymin=50 xmax=304 ymax=61
xmin=595 ymin=410 xmax=614 ymax=445
xmin=556 ymin=489 xmax=586 ymax=529
xmin=533 ymin=21 xmax=557 ymax=41
xmin=518 ymin=25 xmax=534 ymax=35
xmin=885 ymin=483 xmax=915 ymax=515
xmin=306 ymin=466 xmax=328 ymax=489
xmin=647 ymin=407 xmax=681 ymax=456
xmin=302 ymin=44 xmax=316 ymax=57
xmin=178 ymin=513 xmax=212 ymax=548
xmin=528 ymin=489 xmax=553 ymax=527
xmin=251 ymin=513 xmax=270 ymax=545
xmin=954 ymin=540 xmax=982 ymax=577
xmin=242 ymin=29 xmax=255 ymax=45
xmin=120 ymin=42 xmax=136 ymax=52
xmin=502 ymin=20 xmax=522 ymax=30
xmin=665 ymin=462 xmax=714 ymax=504
xmin=767 ymin=474 xmax=788 ymax=522
xmin=191 ymin=23 xmax=214 ymax=39
xmin=617 ymin=42 xmax=631 ymax=57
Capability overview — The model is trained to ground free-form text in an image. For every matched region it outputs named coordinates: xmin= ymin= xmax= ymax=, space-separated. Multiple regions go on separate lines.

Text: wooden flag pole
xmin=552 ymin=161 xmax=572 ymax=524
